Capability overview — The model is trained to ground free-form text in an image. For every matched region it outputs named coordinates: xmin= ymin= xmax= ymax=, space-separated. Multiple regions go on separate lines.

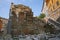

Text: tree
xmin=38 ymin=13 xmax=46 ymax=19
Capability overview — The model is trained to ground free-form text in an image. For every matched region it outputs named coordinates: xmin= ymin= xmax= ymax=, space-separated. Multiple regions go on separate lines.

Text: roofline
xmin=0 ymin=17 xmax=8 ymax=20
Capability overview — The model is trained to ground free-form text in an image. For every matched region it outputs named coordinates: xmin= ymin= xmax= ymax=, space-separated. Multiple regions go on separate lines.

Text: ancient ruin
xmin=7 ymin=3 xmax=45 ymax=37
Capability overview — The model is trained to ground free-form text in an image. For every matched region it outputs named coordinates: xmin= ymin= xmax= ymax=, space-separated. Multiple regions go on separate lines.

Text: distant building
xmin=0 ymin=19 xmax=2 ymax=31
xmin=0 ymin=17 xmax=8 ymax=35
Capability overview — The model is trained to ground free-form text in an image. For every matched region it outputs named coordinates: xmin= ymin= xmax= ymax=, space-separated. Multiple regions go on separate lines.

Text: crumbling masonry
xmin=7 ymin=3 xmax=45 ymax=36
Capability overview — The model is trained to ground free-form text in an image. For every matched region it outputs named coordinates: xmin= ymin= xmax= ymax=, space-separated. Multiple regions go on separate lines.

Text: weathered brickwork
xmin=7 ymin=3 xmax=45 ymax=36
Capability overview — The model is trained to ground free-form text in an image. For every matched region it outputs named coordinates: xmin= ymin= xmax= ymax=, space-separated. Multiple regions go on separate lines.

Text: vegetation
xmin=38 ymin=13 xmax=46 ymax=19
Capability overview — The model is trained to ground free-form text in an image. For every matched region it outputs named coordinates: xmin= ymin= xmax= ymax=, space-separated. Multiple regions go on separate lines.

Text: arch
xmin=18 ymin=12 xmax=25 ymax=21
xmin=11 ymin=11 xmax=17 ymax=20
xmin=12 ymin=11 xmax=16 ymax=16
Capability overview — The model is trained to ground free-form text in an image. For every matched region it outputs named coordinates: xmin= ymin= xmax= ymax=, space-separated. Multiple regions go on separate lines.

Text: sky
xmin=0 ymin=0 xmax=43 ymax=19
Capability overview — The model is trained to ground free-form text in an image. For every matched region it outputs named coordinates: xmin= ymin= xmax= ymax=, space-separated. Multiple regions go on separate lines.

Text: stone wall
xmin=33 ymin=17 xmax=45 ymax=34
xmin=8 ymin=3 xmax=45 ymax=37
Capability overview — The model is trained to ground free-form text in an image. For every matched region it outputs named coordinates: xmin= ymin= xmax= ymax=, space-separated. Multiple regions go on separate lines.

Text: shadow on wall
xmin=57 ymin=16 xmax=60 ymax=23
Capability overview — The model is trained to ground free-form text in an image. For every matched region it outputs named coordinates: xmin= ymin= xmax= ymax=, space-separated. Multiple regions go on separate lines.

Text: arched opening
xmin=19 ymin=12 xmax=25 ymax=23
xmin=12 ymin=11 xmax=17 ymax=17
xmin=11 ymin=11 xmax=17 ymax=23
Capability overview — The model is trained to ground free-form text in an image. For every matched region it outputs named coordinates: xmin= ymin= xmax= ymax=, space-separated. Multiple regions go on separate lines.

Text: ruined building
xmin=7 ymin=3 xmax=45 ymax=36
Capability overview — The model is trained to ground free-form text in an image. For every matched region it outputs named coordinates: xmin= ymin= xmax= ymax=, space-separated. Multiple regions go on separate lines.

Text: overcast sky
xmin=0 ymin=0 xmax=43 ymax=18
